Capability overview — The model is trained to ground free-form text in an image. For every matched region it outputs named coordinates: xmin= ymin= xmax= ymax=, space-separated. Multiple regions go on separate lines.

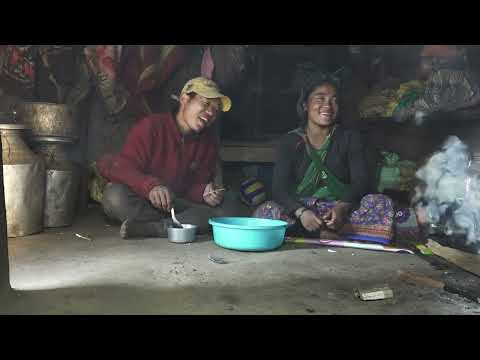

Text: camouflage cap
xmin=181 ymin=77 xmax=232 ymax=112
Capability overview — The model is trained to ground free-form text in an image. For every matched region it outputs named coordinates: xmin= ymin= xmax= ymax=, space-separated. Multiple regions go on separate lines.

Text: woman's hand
xmin=299 ymin=209 xmax=325 ymax=233
xmin=322 ymin=202 xmax=350 ymax=231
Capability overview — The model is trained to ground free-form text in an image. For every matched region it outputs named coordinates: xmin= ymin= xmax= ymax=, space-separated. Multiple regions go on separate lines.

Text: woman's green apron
xmin=292 ymin=127 xmax=349 ymax=201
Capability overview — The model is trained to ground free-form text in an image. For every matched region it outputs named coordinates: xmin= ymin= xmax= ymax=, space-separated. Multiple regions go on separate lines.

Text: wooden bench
xmin=220 ymin=139 xmax=279 ymax=163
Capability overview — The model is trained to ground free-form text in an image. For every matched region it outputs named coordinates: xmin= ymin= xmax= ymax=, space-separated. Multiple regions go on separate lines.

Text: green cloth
xmin=294 ymin=127 xmax=349 ymax=201
xmin=390 ymin=81 xmax=425 ymax=116
xmin=377 ymin=151 xmax=417 ymax=193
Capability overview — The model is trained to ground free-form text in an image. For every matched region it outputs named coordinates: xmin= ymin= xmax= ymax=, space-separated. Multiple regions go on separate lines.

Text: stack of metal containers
xmin=0 ymin=111 xmax=45 ymax=237
xmin=16 ymin=102 xmax=80 ymax=230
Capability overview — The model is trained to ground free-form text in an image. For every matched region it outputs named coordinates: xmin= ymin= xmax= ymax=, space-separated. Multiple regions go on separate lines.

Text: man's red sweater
xmin=96 ymin=112 xmax=218 ymax=203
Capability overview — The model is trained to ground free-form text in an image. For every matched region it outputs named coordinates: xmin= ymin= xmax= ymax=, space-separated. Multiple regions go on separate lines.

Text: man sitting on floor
xmin=97 ymin=77 xmax=243 ymax=239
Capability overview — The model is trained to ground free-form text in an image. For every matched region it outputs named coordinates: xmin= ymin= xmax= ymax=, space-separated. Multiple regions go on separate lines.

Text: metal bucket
xmin=15 ymin=102 xmax=79 ymax=141
xmin=44 ymin=169 xmax=79 ymax=227
xmin=33 ymin=139 xmax=79 ymax=228
xmin=4 ymin=163 xmax=45 ymax=237
xmin=0 ymin=124 xmax=45 ymax=237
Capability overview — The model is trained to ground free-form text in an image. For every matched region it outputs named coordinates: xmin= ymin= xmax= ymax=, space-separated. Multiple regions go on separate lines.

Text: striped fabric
xmin=239 ymin=178 xmax=267 ymax=207
xmin=253 ymin=194 xmax=404 ymax=245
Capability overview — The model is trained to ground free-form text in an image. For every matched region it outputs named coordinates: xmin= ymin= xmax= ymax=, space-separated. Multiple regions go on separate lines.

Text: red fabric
xmin=96 ymin=112 xmax=218 ymax=203
xmin=153 ymin=46 xmax=188 ymax=90
xmin=122 ymin=45 xmax=187 ymax=93
xmin=85 ymin=45 xmax=188 ymax=117
xmin=0 ymin=45 xmax=37 ymax=99
xmin=201 ymin=47 xmax=215 ymax=79
xmin=421 ymin=45 xmax=462 ymax=58
xmin=128 ymin=45 xmax=187 ymax=116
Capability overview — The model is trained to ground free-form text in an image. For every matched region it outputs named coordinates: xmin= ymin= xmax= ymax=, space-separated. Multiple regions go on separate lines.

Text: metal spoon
xmin=171 ymin=208 xmax=183 ymax=229
xmin=208 ymin=254 xmax=229 ymax=265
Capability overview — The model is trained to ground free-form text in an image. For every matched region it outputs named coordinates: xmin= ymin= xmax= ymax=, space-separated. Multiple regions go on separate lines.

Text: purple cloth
xmin=253 ymin=194 xmax=400 ymax=245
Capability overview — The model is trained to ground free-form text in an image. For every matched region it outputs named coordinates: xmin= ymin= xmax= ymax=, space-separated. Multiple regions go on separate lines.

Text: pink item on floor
xmin=285 ymin=237 xmax=414 ymax=254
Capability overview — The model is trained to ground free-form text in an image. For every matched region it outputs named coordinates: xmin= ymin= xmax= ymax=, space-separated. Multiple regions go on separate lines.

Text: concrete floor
xmin=1 ymin=206 xmax=480 ymax=315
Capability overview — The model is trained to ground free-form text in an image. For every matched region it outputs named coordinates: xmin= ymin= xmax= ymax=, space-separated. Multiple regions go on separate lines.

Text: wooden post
xmin=77 ymin=96 xmax=91 ymax=215
xmin=253 ymin=50 xmax=264 ymax=140
xmin=0 ymin=135 xmax=11 ymax=293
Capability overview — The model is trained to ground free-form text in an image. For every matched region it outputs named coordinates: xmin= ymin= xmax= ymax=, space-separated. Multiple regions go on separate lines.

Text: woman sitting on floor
xmin=253 ymin=69 xmax=420 ymax=244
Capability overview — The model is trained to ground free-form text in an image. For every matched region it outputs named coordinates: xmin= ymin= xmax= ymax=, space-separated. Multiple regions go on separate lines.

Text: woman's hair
xmin=295 ymin=68 xmax=345 ymax=125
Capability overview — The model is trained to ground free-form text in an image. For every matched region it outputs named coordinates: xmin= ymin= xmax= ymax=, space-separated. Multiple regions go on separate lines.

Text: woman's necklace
xmin=306 ymin=125 xmax=337 ymax=150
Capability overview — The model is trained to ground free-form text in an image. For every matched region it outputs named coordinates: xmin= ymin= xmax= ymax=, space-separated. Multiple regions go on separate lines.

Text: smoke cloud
xmin=415 ymin=136 xmax=480 ymax=250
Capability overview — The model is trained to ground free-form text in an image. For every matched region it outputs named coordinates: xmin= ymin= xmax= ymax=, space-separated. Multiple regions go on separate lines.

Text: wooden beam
xmin=253 ymin=51 xmax=264 ymax=139
xmin=0 ymin=135 xmax=11 ymax=293
xmin=426 ymin=239 xmax=480 ymax=277
xmin=397 ymin=270 xmax=445 ymax=289
xmin=220 ymin=141 xmax=277 ymax=163
xmin=444 ymin=271 xmax=480 ymax=304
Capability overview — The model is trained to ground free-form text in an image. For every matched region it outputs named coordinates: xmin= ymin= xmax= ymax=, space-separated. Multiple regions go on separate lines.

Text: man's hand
xmin=148 ymin=185 xmax=174 ymax=212
xmin=203 ymin=183 xmax=224 ymax=207
xmin=322 ymin=202 xmax=350 ymax=231
xmin=299 ymin=210 xmax=324 ymax=233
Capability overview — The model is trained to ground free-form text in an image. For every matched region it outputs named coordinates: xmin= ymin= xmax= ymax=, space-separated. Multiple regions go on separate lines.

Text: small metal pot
xmin=167 ymin=224 xmax=198 ymax=244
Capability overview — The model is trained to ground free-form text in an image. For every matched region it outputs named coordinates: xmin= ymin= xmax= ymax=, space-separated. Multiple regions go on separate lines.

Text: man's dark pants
xmin=101 ymin=183 xmax=248 ymax=234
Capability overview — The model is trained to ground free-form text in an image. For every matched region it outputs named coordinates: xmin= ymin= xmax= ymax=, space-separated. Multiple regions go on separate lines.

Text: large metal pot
xmin=15 ymin=102 xmax=79 ymax=141
xmin=33 ymin=138 xmax=79 ymax=228
xmin=0 ymin=124 xmax=45 ymax=237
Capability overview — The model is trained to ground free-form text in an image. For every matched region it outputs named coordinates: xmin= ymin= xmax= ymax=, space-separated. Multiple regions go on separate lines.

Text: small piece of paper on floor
xmin=328 ymin=249 xmax=337 ymax=253
xmin=355 ymin=287 xmax=394 ymax=301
